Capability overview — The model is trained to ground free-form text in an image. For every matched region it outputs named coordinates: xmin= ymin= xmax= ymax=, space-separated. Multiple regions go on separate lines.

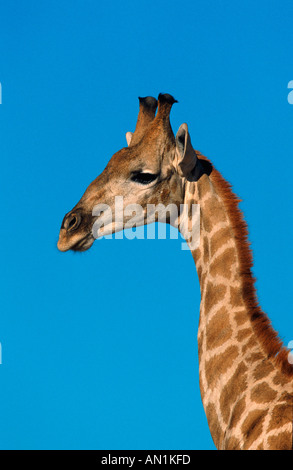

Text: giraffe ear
xmin=126 ymin=132 xmax=133 ymax=146
xmin=174 ymin=123 xmax=197 ymax=177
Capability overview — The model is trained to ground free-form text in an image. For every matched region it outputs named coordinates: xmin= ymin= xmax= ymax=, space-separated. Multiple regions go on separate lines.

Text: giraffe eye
xmin=130 ymin=172 xmax=159 ymax=185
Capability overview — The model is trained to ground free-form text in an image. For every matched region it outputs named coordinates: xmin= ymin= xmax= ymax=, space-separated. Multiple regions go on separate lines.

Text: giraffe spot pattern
xmin=224 ymin=436 xmax=241 ymax=450
xmin=236 ymin=328 xmax=251 ymax=342
xmin=241 ymin=338 xmax=259 ymax=357
xmin=227 ymin=395 xmax=246 ymax=429
xmin=233 ymin=310 xmax=249 ymax=326
xmin=203 ymin=236 xmax=210 ymax=264
xmin=188 ymin=200 xmax=195 ymax=218
xmin=197 ymin=265 xmax=203 ymax=283
xmin=241 ymin=409 xmax=266 ymax=450
xmin=229 ymin=285 xmax=244 ymax=308
xmin=210 ymin=226 xmax=232 ymax=259
xmin=267 ymin=403 xmax=293 ymax=431
xmin=202 ymin=196 xmax=227 ymax=233
xmin=205 ymin=345 xmax=239 ymax=388
xmin=197 ymin=175 xmax=212 ymax=200
xmin=197 ymin=333 xmax=204 ymax=364
xmin=273 ymin=371 xmax=293 ymax=387
xmin=188 ymin=183 xmax=196 ymax=195
xmin=202 ymin=282 xmax=227 ymax=315
xmin=205 ymin=402 xmax=223 ymax=449
xmin=250 ymin=382 xmax=278 ymax=403
xmin=267 ymin=431 xmax=292 ymax=450
xmin=252 ymin=360 xmax=275 ymax=381
xmin=206 ymin=306 xmax=232 ymax=350
xmin=219 ymin=362 xmax=248 ymax=424
xmin=209 ymin=247 xmax=236 ymax=279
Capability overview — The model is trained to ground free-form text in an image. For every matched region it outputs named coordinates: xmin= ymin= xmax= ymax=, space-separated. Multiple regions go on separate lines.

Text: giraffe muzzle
xmin=58 ymin=209 xmax=95 ymax=252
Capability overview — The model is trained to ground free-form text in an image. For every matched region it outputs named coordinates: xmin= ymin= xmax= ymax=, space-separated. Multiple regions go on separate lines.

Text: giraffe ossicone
xmin=58 ymin=93 xmax=293 ymax=450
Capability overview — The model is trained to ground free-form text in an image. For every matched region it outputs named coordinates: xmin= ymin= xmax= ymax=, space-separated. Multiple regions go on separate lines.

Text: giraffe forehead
xmin=106 ymin=145 xmax=172 ymax=176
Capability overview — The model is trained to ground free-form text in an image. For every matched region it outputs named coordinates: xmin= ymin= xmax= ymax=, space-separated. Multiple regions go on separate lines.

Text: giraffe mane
xmin=197 ymin=152 xmax=293 ymax=378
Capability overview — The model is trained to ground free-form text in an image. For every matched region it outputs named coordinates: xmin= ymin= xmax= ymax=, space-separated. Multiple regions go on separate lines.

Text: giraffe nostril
xmin=64 ymin=212 xmax=81 ymax=232
xmin=68 ymin=216 xmax=77 ymax=229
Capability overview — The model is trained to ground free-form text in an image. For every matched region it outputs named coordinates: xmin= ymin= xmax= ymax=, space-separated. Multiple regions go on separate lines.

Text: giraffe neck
xmin=183 ymin=160 xmax=293 ymax=450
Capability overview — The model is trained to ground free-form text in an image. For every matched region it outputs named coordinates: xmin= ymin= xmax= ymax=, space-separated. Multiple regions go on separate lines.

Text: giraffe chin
xmin=57 ymin=234 xmax=95 ymax=252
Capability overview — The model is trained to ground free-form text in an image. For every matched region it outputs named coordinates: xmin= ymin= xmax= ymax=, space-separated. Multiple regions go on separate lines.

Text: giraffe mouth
xmin=57 ymin=230 xmax=94 ymax=252
xmin=71 ymin=234 xmax=95 ymax=252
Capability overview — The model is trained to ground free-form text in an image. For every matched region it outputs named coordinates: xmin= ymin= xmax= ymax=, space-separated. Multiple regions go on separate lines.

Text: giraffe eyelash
xmin=130 ymin=172 xmax=159 ymax=185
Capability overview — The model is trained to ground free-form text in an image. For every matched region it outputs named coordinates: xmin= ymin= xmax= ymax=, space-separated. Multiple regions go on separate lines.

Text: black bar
xmin=0 ymin=450 xmax=214 ymax=465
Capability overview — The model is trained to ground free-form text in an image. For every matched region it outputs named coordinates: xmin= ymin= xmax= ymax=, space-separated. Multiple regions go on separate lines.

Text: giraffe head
xmin=57 ymin=93 xmax=201 ymax=252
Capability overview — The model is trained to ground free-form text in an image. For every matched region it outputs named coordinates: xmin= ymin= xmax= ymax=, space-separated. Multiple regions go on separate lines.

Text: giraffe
xmin=57 ymin=94 xmax=293 ymax=450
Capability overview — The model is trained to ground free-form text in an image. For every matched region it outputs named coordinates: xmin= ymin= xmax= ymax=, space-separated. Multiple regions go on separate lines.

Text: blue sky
xmin=0 ymin=0 xmax=292 ymax=450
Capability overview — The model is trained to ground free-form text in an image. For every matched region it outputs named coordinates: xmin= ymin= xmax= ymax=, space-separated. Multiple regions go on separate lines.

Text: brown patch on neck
xmin=198 ymin=154 xmax=293 ymax=377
